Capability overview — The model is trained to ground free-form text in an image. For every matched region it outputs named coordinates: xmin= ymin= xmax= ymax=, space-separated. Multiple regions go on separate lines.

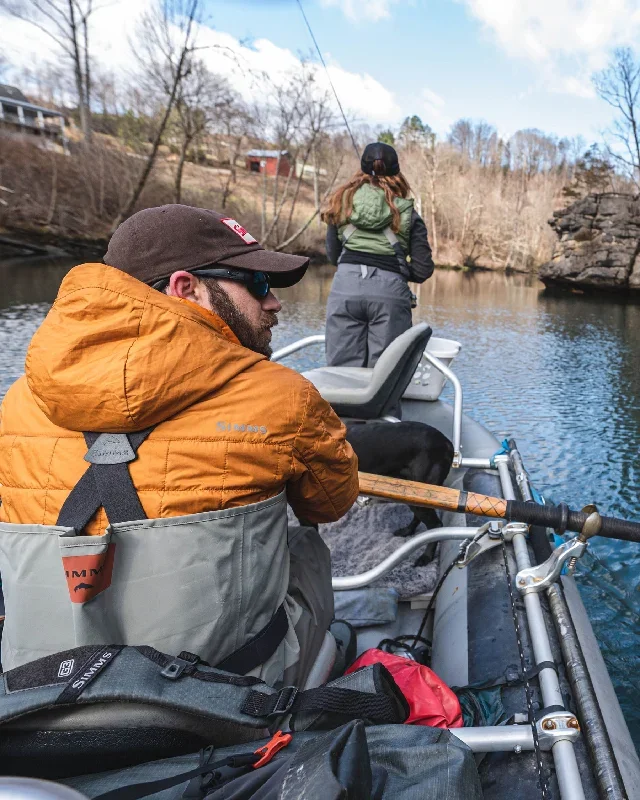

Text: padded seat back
xmin=325 ymin=324 xmax=431 ymax=419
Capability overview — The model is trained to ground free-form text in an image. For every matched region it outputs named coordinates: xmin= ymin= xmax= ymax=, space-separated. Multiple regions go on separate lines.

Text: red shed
xmin=245 ymin=149 xmax=291 ymax=177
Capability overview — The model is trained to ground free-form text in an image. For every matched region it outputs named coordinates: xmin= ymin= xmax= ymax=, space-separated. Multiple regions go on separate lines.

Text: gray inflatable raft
xmin=275 ymin=326 xmax=640 ymax=800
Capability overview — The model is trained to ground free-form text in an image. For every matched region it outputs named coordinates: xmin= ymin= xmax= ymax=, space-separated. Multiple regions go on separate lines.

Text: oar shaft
xmin=358 ymin=472 xmax=640 ymax=543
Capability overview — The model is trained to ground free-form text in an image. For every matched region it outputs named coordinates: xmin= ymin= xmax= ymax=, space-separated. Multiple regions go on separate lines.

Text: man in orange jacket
xmin=0 ymin=205 xmax=359 ymax=686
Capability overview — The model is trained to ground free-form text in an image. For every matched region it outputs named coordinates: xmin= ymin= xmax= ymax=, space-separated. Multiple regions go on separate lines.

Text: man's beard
xmin=204 ymin=279 xmax=277 ymax=358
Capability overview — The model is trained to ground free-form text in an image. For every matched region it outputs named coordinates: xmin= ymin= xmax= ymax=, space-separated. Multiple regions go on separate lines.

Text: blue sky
xmin=2 ymin=0 xmax=639 ymax=145
xmin=210 ymin=0 xmax=632 ymax=143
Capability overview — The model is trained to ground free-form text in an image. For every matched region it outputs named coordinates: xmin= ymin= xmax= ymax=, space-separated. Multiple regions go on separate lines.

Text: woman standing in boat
xmin=322 ymin=142 xmax=435 ymax=367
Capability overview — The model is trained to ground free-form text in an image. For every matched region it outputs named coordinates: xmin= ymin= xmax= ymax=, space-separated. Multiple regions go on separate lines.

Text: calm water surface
xmin=1 ymin=258 xmax=640 ymax=747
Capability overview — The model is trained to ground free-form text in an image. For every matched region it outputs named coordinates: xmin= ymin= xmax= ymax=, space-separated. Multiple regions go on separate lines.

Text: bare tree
xmin=0 ymin=0 xmax=95 ymax=139
xmin=218 ymin=95 xmax=253 ymax=209
xmin=257 ymin=64 xmax=336 ymax=249
xmin=593 ymin=47 xmax=640 ymax=186
xmin=111 ymin=0 xmax=200 ymax=230
xmin=448 ymin=118 xmax=474 ymax=159
xmin=92 ymin=67 xmax=119 ymax=116
xmin=170 ymin=62 xmax=230 ymax=202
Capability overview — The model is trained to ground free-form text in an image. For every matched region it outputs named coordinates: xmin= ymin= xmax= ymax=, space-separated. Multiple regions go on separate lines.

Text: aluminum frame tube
xmin=271 ymin=335 xmax=326 ymax=362
xmin=460 ymin=457 xmax=493 ymax=469
xmin=332 ymin=527 xmax=476 ymax=590
xmin=450 ymin=724 xmax=534 ymax=753
xmin=509 ymin=445 xmax=534 ymax=502
xmin=422 ymin=352 xmax=463 ymax=466
xmin=508 ymin=445 xmax=627 ymax=799
xmin=495 ymin=455 xmax=586 ymax=800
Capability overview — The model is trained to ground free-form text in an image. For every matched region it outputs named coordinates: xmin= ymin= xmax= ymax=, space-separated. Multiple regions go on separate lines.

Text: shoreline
xmin=0 ymin=224 xmax=536 ymax=276
xmin=0 ymin=226 xmax=106 ymax=261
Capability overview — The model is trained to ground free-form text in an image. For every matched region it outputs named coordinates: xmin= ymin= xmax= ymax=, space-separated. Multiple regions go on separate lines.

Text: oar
xmin=358 ymin=472 xmax=640 ymax=543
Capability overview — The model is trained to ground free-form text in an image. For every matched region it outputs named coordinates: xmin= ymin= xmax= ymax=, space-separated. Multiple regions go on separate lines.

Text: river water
xmin=1 ymin=257 xmax=640 ymax=748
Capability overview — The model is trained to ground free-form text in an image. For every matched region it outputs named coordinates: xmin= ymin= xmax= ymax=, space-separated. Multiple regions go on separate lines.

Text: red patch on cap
xmin=220 ymin=217 xmax=258 ymax=245
xmin=62 ymin=543 xmax=116 ymax=603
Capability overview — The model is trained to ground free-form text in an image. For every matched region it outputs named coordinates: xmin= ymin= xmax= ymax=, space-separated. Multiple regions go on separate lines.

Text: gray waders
xmin=326 ymin=225 xmax=413 ymax=368
xmin=0 ymin=429 xmax=334 ymax=688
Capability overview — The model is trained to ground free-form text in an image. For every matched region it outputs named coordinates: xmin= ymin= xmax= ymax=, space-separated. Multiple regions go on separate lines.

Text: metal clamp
xmin=537 ymin=712 xmax=581 ymax=750
xmin=516 ymin=537 xmax=587 ymax=593
xmin=500 ymin=521 xmax=528 ymax=542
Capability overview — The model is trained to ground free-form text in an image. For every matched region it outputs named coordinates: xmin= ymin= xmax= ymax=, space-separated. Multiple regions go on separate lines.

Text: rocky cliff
xmin=539 ymin=193 xmax=640 ymax=292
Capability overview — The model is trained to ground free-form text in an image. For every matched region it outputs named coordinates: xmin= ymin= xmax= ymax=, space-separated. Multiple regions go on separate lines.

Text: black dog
xmin=345 ymin=420 xmax=454 ymax=566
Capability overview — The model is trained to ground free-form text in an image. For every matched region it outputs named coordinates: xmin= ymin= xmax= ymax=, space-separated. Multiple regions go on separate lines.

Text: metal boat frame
xmin=272 ymin=336 xmax=640 ymax=800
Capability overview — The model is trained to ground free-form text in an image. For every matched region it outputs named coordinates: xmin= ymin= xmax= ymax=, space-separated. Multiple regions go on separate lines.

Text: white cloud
xmin=0 ymin=0 xmax=401 ymax=124
xmin=554 ymin=75 xmax=596 ymax=99
xmin=319 ymin=0 xmax=401 ymax=22
xmin=462 ymin=0 xmax=640 ymax=96
xmin=419 ymin=87 xmax=451 ymax=132
xmin=421 ymin=87 xmax=444 ymax=109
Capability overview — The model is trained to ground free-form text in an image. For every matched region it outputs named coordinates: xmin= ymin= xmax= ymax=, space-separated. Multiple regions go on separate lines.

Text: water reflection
xmin=0 ymin=256 xmax=77 ymax=309
xmin=1 ymin=258 xmax=640 ymax=747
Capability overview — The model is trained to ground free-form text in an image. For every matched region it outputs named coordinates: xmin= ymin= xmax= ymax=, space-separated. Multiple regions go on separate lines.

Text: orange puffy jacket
xmin=0 ymin=264 xmax=359 ymax=533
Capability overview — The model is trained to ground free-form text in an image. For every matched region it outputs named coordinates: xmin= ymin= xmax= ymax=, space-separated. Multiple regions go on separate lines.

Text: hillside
xmin=0 ymin=132 xmax=326 ymax=257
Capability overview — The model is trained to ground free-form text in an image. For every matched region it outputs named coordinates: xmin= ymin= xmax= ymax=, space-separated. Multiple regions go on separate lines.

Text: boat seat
xmin=303 ymin=323 xmax=432 ymax=419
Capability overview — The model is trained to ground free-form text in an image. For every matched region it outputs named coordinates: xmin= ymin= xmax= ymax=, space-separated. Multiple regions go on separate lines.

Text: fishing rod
xmin=296 ymin=0 xmax=361 ymax=160
xmin=358 ymin=472 xmax=640 ymax=543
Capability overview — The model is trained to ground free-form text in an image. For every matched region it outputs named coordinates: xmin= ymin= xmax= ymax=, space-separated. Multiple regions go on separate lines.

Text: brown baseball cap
xmin=104 ymin=204 xmax=309 ymax=288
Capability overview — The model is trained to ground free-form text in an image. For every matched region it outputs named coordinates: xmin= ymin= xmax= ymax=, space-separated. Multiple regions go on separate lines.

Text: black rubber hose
xmin=507 ymin=500 xmax=640 ymax=543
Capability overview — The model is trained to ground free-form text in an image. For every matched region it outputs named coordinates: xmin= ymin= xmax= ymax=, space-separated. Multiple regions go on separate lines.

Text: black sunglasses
xmin=151 ymin=267 xmax=271 ymax=299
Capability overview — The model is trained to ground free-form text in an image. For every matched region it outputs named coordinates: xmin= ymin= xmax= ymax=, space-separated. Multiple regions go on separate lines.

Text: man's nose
xmin=262 ymin=291 xmax=281 ymax=313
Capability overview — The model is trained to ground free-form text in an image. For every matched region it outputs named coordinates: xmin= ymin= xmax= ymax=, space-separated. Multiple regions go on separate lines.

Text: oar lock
xmin=515 ymin=504 xmax=602 ymax=595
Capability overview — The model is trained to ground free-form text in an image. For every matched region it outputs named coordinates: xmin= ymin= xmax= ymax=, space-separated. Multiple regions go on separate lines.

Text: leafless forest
xmin=0 ymin=0 xmax=635 ymax=268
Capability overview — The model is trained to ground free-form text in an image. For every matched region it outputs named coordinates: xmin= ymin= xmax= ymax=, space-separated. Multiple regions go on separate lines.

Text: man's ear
xmin=167 ymin=271 xmax=198 ymax=300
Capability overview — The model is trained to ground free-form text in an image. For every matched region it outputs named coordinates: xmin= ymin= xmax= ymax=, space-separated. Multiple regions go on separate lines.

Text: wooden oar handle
xmin=357 ymin=472 xmax=507 ymax=518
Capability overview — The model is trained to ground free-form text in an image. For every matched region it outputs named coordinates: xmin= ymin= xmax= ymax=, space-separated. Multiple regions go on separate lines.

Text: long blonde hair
xmin=322 ymin=166 xmax=411 ymax=233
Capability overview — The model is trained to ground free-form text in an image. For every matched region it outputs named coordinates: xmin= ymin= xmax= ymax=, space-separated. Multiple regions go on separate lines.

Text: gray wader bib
xmin=0 ymin=430 xmax=333 ymax=688
xmin=326 ymin=225 xmax=413 ymax=368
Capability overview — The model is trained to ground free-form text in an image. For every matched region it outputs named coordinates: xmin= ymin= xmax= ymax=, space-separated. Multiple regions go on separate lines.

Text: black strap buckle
xmin=269 ymin=686 xmax=299 ymax=717
xmin=161 ymin=651 xmax=201 ymax=680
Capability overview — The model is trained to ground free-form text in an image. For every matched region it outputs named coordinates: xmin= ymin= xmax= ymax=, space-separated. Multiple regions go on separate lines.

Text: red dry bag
xmin=345 ymin=648 xmax=463 ymax=728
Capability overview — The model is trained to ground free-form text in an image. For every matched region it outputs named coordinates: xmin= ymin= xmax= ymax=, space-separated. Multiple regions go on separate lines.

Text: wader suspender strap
xmin=56 ymin=429 xmax=155 ymax=532
xmin=55 ymin=428 xmax=288 ymax=676
xmin=341 ymin=223 xmax=412 ymax=280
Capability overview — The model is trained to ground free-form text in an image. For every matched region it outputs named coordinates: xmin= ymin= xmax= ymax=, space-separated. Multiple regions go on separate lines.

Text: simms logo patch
xmin=58 ymin=659 xmax=75 ymax=678
xmin=62 ymin=543 xmax=116 ymax=604
xmin=220 ymin=218 xmax=258 ymax=244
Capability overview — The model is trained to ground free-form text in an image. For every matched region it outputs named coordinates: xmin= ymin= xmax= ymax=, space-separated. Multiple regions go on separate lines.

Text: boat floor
xmin=288 ymin=502 xmax=440 ymax=600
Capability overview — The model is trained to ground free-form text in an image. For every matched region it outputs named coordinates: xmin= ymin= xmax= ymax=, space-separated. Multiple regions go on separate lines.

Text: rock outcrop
xmin=539 ymin=193 xmax=640 ymax=292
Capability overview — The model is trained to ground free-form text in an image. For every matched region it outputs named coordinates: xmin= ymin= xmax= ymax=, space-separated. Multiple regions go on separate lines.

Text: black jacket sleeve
xmin=408 ymin=210 xmax=435 ymax=283
xmin=325 ymin=224 xmax=342 ymax=266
